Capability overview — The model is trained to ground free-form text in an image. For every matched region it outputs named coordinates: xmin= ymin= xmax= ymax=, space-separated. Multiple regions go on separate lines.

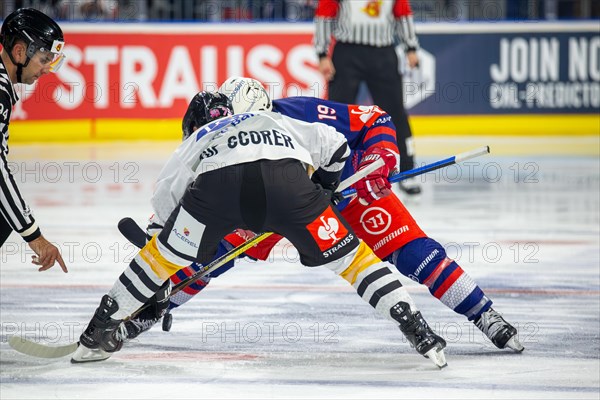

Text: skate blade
xmin=71 ymin=344 xmax=112 ymax=363
xmin=506 ymin=336 xmax=525 ymax=352
xmin=424 ymin=347 xmax=448 ymax=369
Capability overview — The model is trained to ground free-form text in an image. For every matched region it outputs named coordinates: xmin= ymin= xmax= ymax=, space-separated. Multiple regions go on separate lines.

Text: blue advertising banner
xmin=402 ymin=24 xmax=599 ymax=115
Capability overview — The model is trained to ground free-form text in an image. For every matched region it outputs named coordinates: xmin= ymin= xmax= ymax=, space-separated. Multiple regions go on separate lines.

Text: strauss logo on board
xmin=13 ymin=30 xmax=325 ymax=120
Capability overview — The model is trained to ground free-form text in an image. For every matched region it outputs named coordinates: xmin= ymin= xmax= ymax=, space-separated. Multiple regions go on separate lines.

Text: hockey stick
xmin=8 ymin=336 xmax=79 ymax=359
xmin=340 ymin=146 xmax=491 ymax=197
xmin=8 ymin=158 xmax=385 ymax=359
xmin=7 ymin=235 xmax=278 ymax=359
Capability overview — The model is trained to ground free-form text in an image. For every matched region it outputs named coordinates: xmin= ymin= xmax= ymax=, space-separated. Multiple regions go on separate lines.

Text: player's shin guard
xmin=392 ymin=238 xmax=521 ymax=352
xmin=392 ymin=238 xmax=492 ymax=321
xmin=73 ymin=237 xmax=189 ymax=363
xmin=168 ymin=263 xmax=212 ymax=309
xmin=108 ymin=236 xmax=184 ymax=320
xmin=328 ymin=240 xmax=418 ymax=321
xmin=423 ymin=257 xmax=492 ymax=321
xmin=325 ymin=240 xmax=446 ymax=367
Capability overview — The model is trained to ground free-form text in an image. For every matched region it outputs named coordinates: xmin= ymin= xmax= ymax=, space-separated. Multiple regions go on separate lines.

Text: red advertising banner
xmin=13 ymin=23 xmax=323 ymax=121
xmin=9 ymin=22 xmax=597 ymax=139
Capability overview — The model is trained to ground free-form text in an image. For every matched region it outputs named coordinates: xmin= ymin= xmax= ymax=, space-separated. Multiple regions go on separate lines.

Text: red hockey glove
xmin=354 ymin=147 xmax=398 ymax=205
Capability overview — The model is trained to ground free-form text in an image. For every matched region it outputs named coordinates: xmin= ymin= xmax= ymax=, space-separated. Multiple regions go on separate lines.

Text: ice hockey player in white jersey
xmin=72 ymin=92 xmax=447 ymax=368
xmin=150 ymin=95 xmax=349 ymax=227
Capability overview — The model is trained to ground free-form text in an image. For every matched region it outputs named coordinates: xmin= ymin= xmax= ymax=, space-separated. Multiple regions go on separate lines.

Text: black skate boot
xmin=122 ymin=316 xmax=161 ymax=340
xmin=71 ymin=295 xmax=124 ymax=363
xmin=475 ymin=308 xmax=524 ymax=352
xmin=398 ymin=177 xmax=422 ymax=196
xmin=123 ymin=281 xmax=171 ymax=339
xmin=391 ymin=301 xmax=447 ymax=368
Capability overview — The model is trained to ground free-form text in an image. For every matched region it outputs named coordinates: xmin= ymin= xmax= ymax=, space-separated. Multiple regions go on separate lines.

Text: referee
xmin=1 ymin=8 xmax=67 ymax=272
xmin=314 ymin=0 xmax=422 ymax=195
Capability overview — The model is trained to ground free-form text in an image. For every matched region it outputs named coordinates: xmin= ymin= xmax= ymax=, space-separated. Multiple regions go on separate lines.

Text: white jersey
xmin=151 ymin=111 xmax=349 ymax=224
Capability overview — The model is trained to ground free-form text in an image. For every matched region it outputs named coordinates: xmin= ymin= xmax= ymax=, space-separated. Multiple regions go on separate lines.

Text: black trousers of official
xmin=158 ymin=159 xmax=360 ymax=267
xmin=328 ymin=42 xmax=415 ymax=172
xmin=0 ymin=215 xmax=13 ymax=247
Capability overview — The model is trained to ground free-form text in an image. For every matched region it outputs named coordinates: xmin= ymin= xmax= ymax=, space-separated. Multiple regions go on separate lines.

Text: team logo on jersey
xmin=22 ymin=206 xmax=32 ymax=218
xmin=362 ymin=0 xmax=383 ymax=17
xmin=168 ymin=208 xmax=204 ymax=255
xmin=359 ymin=207 xmax=392 ymax=235
xmin=409 ymin=249 xmax=441 ymax=283
xmin=348 ymin=105 xmax=385 ymax=131
xmin=374 ymin=115 xmax=392 ymax=126
xmin=171 ymin=228 xmax=199 ymax=249
xmin=307 ymin=206 xmax=349 ymax=251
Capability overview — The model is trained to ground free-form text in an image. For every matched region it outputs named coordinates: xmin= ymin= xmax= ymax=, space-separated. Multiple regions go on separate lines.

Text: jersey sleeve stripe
xmin=314 ymin=17 xmax=334 ymax=56
xmin=396 ymin=15 xmax=419 ymax=50
xmin=363 ymin=126 xmax=397 ymax=142
xmin=364 ymin=141 xmax=399 ymax=155
xmin=1 ymin=153 xmax=35 ymax=230
xmin=363 ymin=136 xmax=399 ymax=152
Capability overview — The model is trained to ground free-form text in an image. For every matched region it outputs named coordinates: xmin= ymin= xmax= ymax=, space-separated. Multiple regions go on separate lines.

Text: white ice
xmin=1 ymin=137 xmax=599 ymax=399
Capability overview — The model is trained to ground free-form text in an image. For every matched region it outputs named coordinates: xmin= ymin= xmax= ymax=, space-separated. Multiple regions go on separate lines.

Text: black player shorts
xmin=158 ymin=158 xmax=359 ymax=267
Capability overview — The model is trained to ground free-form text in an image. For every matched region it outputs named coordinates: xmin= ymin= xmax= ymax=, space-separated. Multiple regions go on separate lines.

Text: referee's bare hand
xmin=28 ymin=235 xmax=68 ymax=273
xmin=406 ymin=50 xmax=419 ymax=69
xmin=318 ymin=57 xmax=336 ymax=81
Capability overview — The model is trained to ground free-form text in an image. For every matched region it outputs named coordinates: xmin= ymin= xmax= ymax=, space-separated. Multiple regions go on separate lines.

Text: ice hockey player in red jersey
xmin=314 ymin=0 xmax=422 ymax=195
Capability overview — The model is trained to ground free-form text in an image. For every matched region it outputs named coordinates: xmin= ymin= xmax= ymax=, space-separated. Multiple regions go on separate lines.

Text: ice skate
xmin=398 ymin=177 xmax=422 ymax=195
xmin=123 ymin=281 xmax=172 ymax=339
xmin=122 ymin=314 xmax=161 ymax=339
xmin=391 ymin=301 xmax=447 ymax=368
xmin=475 ymin=308 xmax=524 ymax=352
xmin=71 ymin=295 xmax=125 ymax=363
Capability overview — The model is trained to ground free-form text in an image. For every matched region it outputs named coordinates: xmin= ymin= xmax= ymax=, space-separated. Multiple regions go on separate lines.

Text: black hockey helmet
xmin=182 ymin=91 xmax=233 ymax=141
xmin=1 ymin=8 xmax=65 ymax=75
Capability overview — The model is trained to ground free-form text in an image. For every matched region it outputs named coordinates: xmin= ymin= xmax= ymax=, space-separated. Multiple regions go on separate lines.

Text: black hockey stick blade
xmin=118 ymin=217 xmax=147 ymax=249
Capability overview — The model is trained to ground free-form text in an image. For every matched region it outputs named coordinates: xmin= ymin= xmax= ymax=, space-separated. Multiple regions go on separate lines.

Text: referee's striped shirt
xmin=314 ymin=0 xmax=419 ymax=57
xmin=1 ymin=57 xmax=41 ymax=242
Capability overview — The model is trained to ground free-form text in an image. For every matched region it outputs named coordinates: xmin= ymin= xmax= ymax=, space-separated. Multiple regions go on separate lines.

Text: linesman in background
xmin=0 ymin=8 xmax=67 ymax=272
xmin=314 ymin=0 xmax=422 ymax=195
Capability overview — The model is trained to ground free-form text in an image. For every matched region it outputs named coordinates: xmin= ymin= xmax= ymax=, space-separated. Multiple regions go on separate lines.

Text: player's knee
xmin=138 ymin=236 xmax=190 ymax=280
xmin=330 ymin=240 xmax=382 ymax=284
xmin=391 ymin=238 xmax=448 ymax=284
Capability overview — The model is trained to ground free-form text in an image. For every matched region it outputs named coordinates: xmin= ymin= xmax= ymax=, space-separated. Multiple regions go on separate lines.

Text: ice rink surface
xmin=1 ymin=137 xmax=599 ymax=399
